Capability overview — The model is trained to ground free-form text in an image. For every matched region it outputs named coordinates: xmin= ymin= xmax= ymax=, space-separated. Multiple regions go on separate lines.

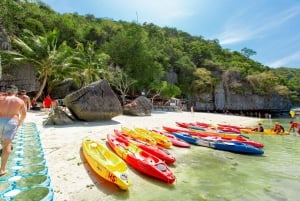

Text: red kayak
xmin=152 ymin=129 xmax=191 ymax=148
xmin=163 ymin=126 xmax=264 ymax=148
xmin=107 ymin=134 xmax=176 ymax=184
xmin=114 ymin=129 xmax=176 ymax=164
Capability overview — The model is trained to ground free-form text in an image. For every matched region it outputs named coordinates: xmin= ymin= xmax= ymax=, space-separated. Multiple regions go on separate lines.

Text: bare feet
xmin=0 ymin=171 xmax=7 ymax=177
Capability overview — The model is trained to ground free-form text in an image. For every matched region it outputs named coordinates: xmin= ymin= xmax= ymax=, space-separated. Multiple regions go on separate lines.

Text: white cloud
xmin=218 ymin=5 xmax=300 ymax=45
xmin=267 ymin=51 xmax=300 ymax=68
xmin=125 ymin=0 xmax=195 ymax=25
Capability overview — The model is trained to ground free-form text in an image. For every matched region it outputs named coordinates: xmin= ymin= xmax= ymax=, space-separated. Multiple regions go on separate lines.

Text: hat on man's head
xmin=6 ymin=84 xmax=18 ymax=90
xmin=6 ymin=85 xmax=18 ymax=93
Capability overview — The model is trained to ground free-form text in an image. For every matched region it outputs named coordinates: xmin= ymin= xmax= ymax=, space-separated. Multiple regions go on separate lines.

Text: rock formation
xmin=123 ymin=96 xmax=152 ymax=116
xmin=50 ymin=78 xmax=79 ymax=99
xmin=63 ymin=79 xmax=122 ymax=121
xmin=43 ymin=107 xmax=75 ymax=125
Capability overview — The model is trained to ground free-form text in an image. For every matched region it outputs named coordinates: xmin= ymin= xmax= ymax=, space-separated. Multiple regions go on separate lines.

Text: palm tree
xmin=69 ymin=41 xmax=110 ymax=87
xmin=2 ymin=29 xmax=72 ymax=99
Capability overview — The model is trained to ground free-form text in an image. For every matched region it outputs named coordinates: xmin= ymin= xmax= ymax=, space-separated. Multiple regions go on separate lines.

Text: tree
xmin=191 ymin=68 xmax=214 ymax=94
xmin=108 ymin=66 xmax=137 ymax=105
xmin=2 ymin=29 xmax=72 ymax=99
xmin=160 ymin=81 xmax=181 ymax=99
xmin=69 ymin=41 xmax=110 ymax=87
xmin=104 ymin=23 xmax=164 ymax=92
xmin=241 ymin=47 xmax=256 ymax=58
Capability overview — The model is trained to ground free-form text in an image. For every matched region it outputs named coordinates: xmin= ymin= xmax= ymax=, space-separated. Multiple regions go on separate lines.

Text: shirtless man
xmin=18 ymin=89 xmax=31 ymax=111
xmin=0 ymin=85 xmax=27 ymax=176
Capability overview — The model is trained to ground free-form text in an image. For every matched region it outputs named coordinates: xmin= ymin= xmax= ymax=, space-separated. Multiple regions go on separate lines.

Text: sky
xmin=42 ymin=0 xmax=300 ymax=69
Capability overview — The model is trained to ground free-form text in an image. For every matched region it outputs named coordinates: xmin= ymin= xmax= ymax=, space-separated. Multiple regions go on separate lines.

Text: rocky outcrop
xmin=0 ymin=64 xmax=40 ymax=92
xmin=43 ymin=107 xmax=75 ymax=125
xmin=123 ymin=96 xmax=152 ymax=116
xmin=50 ymin=78 xmax=79 ymax=99
xmin=194 ymin=71 xmax=292 ymax=112
xmin=63 ymin=79 xmax=122 ymax=121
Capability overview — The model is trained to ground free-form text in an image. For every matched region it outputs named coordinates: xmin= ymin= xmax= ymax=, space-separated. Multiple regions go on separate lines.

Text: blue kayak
xmin=173 ymin=132 xmax=264 ymax=155
xmin=172 ymin=132 xmax=202 ymax=145
xmin=209 ymin=140 xmax=264 ymax=155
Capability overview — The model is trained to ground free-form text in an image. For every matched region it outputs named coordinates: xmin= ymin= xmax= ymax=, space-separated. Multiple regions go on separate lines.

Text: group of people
xmin=0 ymin=85 xmax=27 ymax=176
xmin=251 ymin=121 xmax=300 ymax=134
xmin=0 ymin=85 xmax=61 ymax=176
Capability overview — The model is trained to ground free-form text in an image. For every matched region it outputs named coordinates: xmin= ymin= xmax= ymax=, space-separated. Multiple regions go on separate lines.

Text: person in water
xmin=272 ymin=122 xmax=285 ymax=134
xmin=252 ymin=123 xmax=264 ymax=132
xmin=0 ymin=85 xmax=27 ymax=176
xmin=289 ymin=121 xmax=300 ymax=133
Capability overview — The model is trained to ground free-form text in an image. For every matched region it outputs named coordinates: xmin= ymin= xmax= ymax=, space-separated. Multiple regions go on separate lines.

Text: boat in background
xmin=163 ymin=126 xmax=248 ymax=140
xmin=107 ymin=134 xmax=176 ymax=184
xmin=82 ymin=137 xmax=131 ymax=190
xmin=241 ymin=128 xmax=290 ymax=135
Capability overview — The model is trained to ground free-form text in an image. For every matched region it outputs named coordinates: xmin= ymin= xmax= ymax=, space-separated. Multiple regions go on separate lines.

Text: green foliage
xmin=103 ymin=23 xmax=164 ymax=91
xmin=160 ymin=81 xmax=181 ymax=99
xmin=108 ymin=66 xmax=137 ymax=104
xmin=241 ymin=47 xmax=256 ymax=58
xmin=271 ymin=67 xmax=300 ymax=104
xmin=246 ymin=72 xmax=287 ymax=95
xmin=2 ymin=29 xmax=73 ymax=99
xmin=69 ymin=41 xmax=110 ymax=87
xmin=1 ymin=0 xmax=300 ymax=105
xmin=191 ymin=68 xmax=214 ymax=94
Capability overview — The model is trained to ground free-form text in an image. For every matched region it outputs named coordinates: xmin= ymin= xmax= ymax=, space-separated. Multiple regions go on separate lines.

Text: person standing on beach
xmin=43 ymin=94 xmax=52 ymax=109
xmin=18 ymin=90 xmax=31 ymax=111
xmin=0 ymin=85 xmax=27 ymax=176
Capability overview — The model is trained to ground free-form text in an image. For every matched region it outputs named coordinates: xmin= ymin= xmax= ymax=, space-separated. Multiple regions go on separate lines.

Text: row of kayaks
xmin=176 ymin=121 xmax=290 ymax=135
xmin=82 ymin=128 xmax=177 ymax=190
xmin=82 ymin=123 xmax=265 ymax=190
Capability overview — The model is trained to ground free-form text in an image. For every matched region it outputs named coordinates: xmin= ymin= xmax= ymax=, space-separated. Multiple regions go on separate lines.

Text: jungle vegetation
xmin=0 ymin=0 xmax=300 ymax=105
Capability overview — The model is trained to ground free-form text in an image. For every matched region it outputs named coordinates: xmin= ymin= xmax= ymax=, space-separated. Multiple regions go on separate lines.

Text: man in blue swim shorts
xmin=0 ymin=85 xmax=27 ymax=176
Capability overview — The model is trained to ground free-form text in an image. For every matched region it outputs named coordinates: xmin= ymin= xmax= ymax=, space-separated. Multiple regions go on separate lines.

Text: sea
xmin=106 ymin=118 xmax=300 ymax=201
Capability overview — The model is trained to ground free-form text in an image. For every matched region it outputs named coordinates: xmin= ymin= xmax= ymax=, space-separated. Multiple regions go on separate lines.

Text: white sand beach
xmin=24 ymin=110 xmax=260 ymax=201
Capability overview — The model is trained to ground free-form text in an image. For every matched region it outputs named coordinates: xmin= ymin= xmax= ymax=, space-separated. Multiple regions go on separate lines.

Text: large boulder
xmin=123 ymin=96 xmax=152 ymax=116
xmin=50 ymin=78 xmax=79 ymax=99
xmin=63 ymin=79 xmax=122 ymax=121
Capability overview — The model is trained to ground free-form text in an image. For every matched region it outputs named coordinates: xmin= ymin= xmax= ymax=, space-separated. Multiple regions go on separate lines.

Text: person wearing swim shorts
xmin=0 ymin=85 xmax=27 ymax=176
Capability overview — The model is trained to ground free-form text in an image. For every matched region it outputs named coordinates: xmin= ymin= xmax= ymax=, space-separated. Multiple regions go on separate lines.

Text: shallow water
xmin=102 ymin=118 xmax=300 ymax=201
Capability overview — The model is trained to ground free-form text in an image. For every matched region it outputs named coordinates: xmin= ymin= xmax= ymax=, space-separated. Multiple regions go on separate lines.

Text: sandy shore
xmin=24 ymin=110 xmax=259 ymax=201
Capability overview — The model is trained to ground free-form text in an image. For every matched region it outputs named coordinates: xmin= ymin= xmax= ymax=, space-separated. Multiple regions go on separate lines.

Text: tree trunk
xmin=34 ymin=73 xmax=47 ymax=100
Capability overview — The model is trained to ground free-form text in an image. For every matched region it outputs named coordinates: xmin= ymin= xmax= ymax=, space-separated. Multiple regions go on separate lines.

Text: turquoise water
xmin=103 ymin=118 xmax=300 ymax=201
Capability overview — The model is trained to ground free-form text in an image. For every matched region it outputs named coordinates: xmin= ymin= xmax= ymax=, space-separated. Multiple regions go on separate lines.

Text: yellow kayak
xmin=82 ymin=137 xmax=131 ymax=190
xmin=241 ymin=129 xmax=290 ymax=135
xmin=121 ymin=127 xmax=157 ymax=146
xmin=134 ymin=128 xmax=172 ymax=148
